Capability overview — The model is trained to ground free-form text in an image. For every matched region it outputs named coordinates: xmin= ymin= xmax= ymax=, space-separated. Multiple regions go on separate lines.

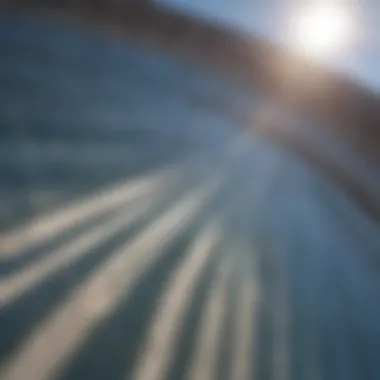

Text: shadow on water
xmin=57 ymin=207 xmax=210 ymax=380
xmin=0 ymin=179 xmax=193 ymax=360
xmin=56 ymin=166 xmax=249 ymax=380
xmin=252 ymin=239 xmax=276 ymax=380
xmin=215 ymin=270 xmax=239 ymax=380
xmin=162 ymin=244 xmax=221 ymax=380
xmin=0 ymin=147 xmax=183 ymax=234
xmin=0 ymin=203 xmax=122 ymax=277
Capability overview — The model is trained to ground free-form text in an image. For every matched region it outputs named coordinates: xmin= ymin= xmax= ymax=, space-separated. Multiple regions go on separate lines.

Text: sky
xmin=156 ymin=0 xmax=380 ymax=92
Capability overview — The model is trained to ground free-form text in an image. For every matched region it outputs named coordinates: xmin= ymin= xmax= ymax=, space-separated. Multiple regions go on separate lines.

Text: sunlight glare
xmin=290 ymin=3 xmax=353 ymax=60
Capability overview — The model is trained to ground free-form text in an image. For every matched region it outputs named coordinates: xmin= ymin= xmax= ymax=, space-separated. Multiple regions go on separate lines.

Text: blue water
xmin=0 ymin=11 xmax=379 ymax=380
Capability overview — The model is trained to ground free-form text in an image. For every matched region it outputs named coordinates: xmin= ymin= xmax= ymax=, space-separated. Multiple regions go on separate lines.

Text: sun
xmin=290 ymin=3 xmax=353 ymax=60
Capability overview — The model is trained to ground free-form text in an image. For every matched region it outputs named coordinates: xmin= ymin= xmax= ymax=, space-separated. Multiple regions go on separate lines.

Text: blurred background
xmin=0 ymin=1 xmax=379 ymax=380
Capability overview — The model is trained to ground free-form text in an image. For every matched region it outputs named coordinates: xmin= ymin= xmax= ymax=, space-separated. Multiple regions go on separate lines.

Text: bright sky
xmin=156 ymin=0 xmax=380 ymax=92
